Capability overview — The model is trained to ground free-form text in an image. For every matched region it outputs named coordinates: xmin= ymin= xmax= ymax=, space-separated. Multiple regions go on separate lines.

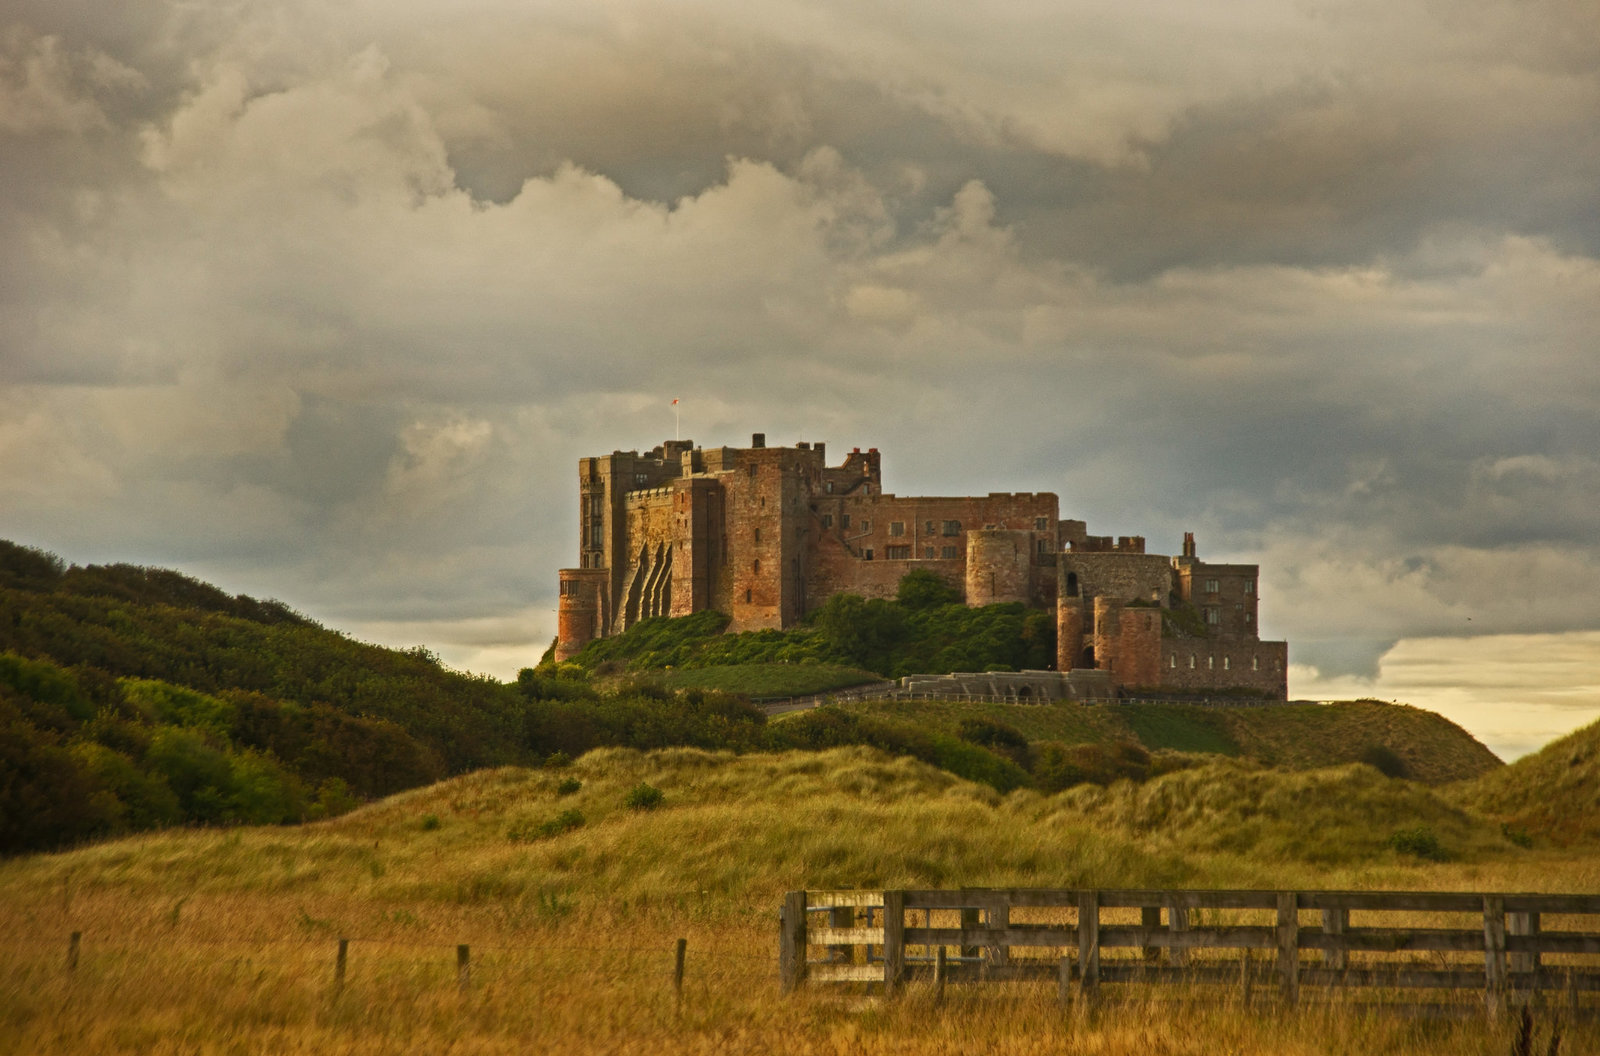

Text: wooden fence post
xmin=67 ymin=931 xmax=81 ymax=974
xmin=674 ymin=938 xmax=687 ymax=1007
xmin=959 ymin=893 xmax=981 ymax=966
xmin=335 ymin=938 xmax=348 ymax=992
xmin=1077 ymin=891 xmax=1099 ymax=999
xmin=1483 ymin=896 xmax=1507 ymax=1018
xmin=1057 ymin=955 xmax=1072 ymax=1006
xmin=1276 ymin=892 xmax=1299 ymax=1007
xmin=883 ymin=891 xmax=906 ymax=995
xmin=1168 ymin=899 xmax=1189 ymax=969
xmin=1141 ymin=905 xmax=1162 ymax=965
xmin=984 ymin=892 xmax=1010 ymax=969
xmin=1322 ymin=908 xmax=1348 ymax=972
xmin=934 ymin=946 xmax=947 ymax=1003
xmin=1508 ymin=911 xmax=1539 ymax=985
xmin=779 ymin=890 xmax=807 ymax=994
xmin=457 ymin=944 xmax=470 ymax=994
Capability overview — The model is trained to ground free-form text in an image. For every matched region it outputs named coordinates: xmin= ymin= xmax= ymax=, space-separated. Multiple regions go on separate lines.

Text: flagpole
xmin=674 ymin=399 xmax=680 ymax=440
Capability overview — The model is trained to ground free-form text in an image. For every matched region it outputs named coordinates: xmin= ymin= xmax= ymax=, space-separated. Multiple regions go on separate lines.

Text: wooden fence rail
xmin=778 ymin=889 xmax=1600 ymax=1012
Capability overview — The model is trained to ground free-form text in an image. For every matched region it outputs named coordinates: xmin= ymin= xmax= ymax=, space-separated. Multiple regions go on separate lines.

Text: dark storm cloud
xmin=1 ymin=0 xmax=1597 ymax=702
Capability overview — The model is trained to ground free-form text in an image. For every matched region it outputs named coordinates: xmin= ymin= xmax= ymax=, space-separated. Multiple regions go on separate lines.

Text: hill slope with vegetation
xmin=0 ymin=539 xmax=1507 ymax=859
xmin=1456 ymin=716 xmax=1600 ymax=845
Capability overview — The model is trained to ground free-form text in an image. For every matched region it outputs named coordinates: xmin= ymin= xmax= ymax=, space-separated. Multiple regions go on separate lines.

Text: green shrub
xmin=545 ymin=751 xmax=573 ymax=769
xmin=509 ymin=808 xmax=586 ymax=841
xmin=420 ymin=814 xmax=441 ymax=831
xmin=1389 ymin=825 xmax=1447 ymax=860
xmin=624 ymin=782 xmax=664 ymax=811
xmin=1360 ymin=744 xmax=1409 ymax=779
xmin=556 ymin=777 xmax=582 ymax=797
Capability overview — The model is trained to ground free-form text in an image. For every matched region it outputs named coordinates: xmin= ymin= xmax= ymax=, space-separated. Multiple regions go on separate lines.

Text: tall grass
xmin=2 ymin=746 xmax=1596 ymax=1054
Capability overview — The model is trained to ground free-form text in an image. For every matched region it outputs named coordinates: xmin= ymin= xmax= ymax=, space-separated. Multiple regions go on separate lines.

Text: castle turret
xmin=555 ymin=567 xmax=607 ymax=662
xmin=965 ymin=528 xmax=1033 ymax=607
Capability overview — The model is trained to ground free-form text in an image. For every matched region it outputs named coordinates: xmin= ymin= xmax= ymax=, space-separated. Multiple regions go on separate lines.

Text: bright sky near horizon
xmin=2 ymin=1 xmax=1597 ymax=763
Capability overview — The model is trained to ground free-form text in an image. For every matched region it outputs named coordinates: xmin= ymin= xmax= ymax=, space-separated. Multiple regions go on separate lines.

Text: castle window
xmin=942 ymin=520 xmax=961 ymax=536
xmin=636 ymin=473 xmax=648 ymax=486
xmin=1204 ymin=579 xmax=1219 ymax=593
xmin=924 ymin=546 xmax=936 ymax=559
xmin=826 ymin=481 xmax=834 ymax=493
xmin=1252 ymin=656 xmax=1259 ymax=671
xmin=925 ymin=520 xmax=935 ymax=535
xmin=861 ymin=519 xmax=871 ymax=532
xmin=890 ymin=521 xmax=905 ymax=537
xmin=754 ymin=527 xmax=761 ymax=543
xmin=1244 ymin=579 xmax=1255 ymax=594
xmin=1169 ymin=654 xmax=1176 ymax=669
xmin=1188 ymin=655 xmax=1195 ymax=669
xmin=753 ymin=559 xmax=761 ymax=574
xmin=1245 ymin=612 xmax=1253 ymax=625
xmin=886 ymin=545 xmax=911 ymax=560
xmin=1205 ymin=608 xmax=1220 ymax=625
xmin=1208 ymin=656 xmax=1215 ymax=670
xmin=1035 ymin=517 xmax=1049 ymax=531
xmin=745 ymin=588 xmax=752 ymax=603
xmin=1223 ymin=656 xmax=1230 ymax=670
xmin=821 ymin=514 xmax=833 ymax=528
xmin=842 ymin=513 xmax=851 ymax=529
xmin=864 ymin=549 xmax=874 ymax=561
xmin=1036 ymin=539 xmax=1048 ymax=555
xmin=941 ymin=546 xmax=958 ymax=560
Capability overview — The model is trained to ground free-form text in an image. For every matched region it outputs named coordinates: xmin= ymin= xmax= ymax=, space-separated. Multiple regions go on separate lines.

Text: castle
xmin=555 ymin=434 xmax=1287 ymax=698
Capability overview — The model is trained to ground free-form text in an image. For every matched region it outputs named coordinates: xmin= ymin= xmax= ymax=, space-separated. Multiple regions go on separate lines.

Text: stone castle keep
xmin=555 ymin=434 xmax=1287 ymax=698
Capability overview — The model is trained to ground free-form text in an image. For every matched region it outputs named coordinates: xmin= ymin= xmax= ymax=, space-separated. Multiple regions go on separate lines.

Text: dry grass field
xmin=4 ymin=738 xmax=1599 ymax=1054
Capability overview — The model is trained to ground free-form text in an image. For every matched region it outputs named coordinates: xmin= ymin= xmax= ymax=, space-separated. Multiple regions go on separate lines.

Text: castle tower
xmin=965 ymin=528 xmax=1033 ymax=607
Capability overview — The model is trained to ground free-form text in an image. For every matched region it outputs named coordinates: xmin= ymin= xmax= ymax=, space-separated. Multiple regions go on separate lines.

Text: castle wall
xmin=1158 ymin=639 xmax=1288 ymax=697
xmin=804 ymin=491 xmax=1058 ymax=611
xmin=1059 ymin=551 xmax=1172 ymax=607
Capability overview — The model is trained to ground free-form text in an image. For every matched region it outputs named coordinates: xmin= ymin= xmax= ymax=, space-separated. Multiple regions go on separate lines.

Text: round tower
xmin=555 ymin=568 xmax=606 ymax=662
xmin=965 ymin=528 xmax=1033 ymax=607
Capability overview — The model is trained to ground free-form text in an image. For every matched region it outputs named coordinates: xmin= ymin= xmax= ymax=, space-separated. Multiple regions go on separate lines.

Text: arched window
xmin=1066 ymin=572 xmax=1079 ymax=597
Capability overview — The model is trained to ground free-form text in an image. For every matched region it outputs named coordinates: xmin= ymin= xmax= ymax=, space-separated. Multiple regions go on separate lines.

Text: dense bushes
xmin=563 ymin=573 xmax=1056 ymax=679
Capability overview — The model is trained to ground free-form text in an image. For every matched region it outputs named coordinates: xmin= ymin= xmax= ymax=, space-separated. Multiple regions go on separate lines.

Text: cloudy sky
xmin=3 ymin=0 xmax=1597 ymax=759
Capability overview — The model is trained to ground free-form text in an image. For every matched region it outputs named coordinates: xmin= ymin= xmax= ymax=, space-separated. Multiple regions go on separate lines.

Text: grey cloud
xmin=1 ymin=0 xmax=1598 ymax=696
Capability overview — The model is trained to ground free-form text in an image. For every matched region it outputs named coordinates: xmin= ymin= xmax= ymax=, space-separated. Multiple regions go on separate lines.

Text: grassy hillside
xmin=0 ymin=747 xmax=1589 ymax=1055
xmin=825 ymin=697 xmax=1501 ymax=785
xmin=1457 ymin=716 xmax=1600 ymax=845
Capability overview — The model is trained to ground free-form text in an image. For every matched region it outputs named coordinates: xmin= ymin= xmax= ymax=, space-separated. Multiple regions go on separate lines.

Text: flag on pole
xmin=672 ymin=398 xmax=679 ymax=405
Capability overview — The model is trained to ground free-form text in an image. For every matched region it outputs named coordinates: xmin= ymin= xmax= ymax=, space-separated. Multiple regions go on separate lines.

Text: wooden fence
xmin=778 ymin=889 xmax=1600 ymax=1012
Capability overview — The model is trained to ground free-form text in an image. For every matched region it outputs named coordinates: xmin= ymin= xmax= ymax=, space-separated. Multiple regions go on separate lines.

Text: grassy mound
xmin=1457 ymin=716 xmax=1600 ymax=845
xmin=825 ymin=698 xmax=1501 ymax=785
xmin=0 ymin=746 xmax=1581 ymax=1056
xmin=12 ymin=746 xmax=1533 ymax=914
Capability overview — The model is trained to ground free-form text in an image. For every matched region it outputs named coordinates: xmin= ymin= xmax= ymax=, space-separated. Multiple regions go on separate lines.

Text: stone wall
xmin=1156 ymin=639 xmax=1288 ymax=697
xmin=1059 ymin=551 xmax=1172 ymax=607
